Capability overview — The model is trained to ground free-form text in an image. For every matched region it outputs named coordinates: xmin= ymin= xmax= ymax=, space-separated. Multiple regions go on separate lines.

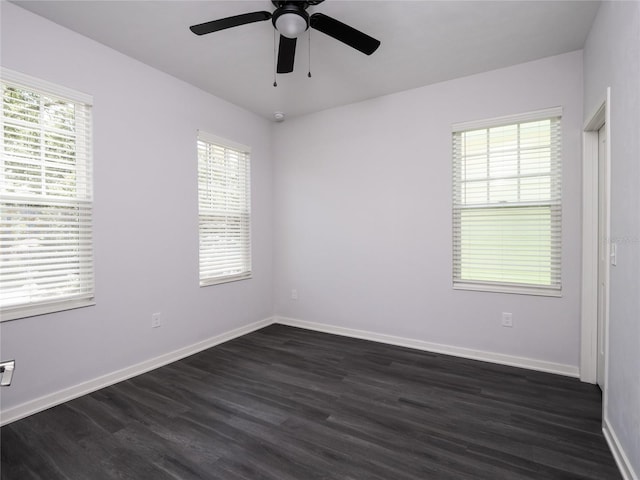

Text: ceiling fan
xmin=190 ymin=0 xmax=381 ymax=74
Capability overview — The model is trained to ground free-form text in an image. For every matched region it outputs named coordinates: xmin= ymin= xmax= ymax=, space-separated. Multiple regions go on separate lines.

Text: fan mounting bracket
xmin=271 ymin=1 xmax=324 ymax=10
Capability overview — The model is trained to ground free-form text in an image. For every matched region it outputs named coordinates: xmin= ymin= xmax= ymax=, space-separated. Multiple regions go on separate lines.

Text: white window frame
xmin=0 ymin=68 xmax=95 ymax=321
xmin=197 ymin=131 xmax=251 ymax=286
xmin=452 ymin=107 xmax=562 ymax=297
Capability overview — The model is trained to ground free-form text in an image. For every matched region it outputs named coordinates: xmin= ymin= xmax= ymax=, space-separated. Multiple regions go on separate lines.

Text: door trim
xmin=581 ymin=88 xmax=611 ymax=385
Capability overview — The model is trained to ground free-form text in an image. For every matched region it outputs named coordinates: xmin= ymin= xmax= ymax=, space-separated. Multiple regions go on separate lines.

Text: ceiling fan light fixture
xmin=273 ymin=8 xmax=309 ymax=39
xmin=191 ymin=0 xmax=382 ymax=76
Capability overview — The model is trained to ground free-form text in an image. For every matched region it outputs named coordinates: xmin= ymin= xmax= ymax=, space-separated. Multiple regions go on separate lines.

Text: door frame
xmin=581 ymin=88 xmax=611 ymax=386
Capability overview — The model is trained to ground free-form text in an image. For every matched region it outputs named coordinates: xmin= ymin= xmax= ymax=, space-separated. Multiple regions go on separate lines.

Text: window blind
xmin=1 ymin=69 xmax=94 ymax=320
xmin=452 ymin=108 xmax=562 ymax=295
xmin=197 ymin=132 xmax=251 ymax=286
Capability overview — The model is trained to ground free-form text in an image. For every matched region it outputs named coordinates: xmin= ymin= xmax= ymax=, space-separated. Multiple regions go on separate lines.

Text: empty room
xmin=0 ymin=1 xmax=638 ymax=479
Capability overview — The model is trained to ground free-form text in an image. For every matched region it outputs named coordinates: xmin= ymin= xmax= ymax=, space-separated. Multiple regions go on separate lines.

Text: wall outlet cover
xmin=501 ymin=312 xmax=513 ymax=327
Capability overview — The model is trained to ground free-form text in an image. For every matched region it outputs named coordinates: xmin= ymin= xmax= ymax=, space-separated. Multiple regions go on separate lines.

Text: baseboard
xmin=0 ymin=317 xmax=274 ymax=427
xmin=0 ymin=315 xmax=582 ymax=427
xmin=604 ymin=416 xmax=638 ymax=480
xmin=5 ymin=314 xmax=629 ymax=478
xmin=275 ymin=316 xmax=580 ymax=378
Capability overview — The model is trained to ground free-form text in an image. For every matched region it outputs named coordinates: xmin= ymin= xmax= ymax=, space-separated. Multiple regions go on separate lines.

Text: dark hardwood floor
xmin=1 ymin=324 xmax=620 ymax=479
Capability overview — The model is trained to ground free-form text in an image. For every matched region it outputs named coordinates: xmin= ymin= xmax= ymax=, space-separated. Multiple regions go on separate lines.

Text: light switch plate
xmin=610 ymin=242 xmax=617 ymax=266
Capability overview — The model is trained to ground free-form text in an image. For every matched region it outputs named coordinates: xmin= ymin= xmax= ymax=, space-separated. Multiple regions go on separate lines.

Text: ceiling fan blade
xmin=310 ymin=12 xmax=380 ymax=55
xmin=190 ymin=11 xmax=271 ymax=35
xmin=277 ymin=35 xmax=297 ymax=74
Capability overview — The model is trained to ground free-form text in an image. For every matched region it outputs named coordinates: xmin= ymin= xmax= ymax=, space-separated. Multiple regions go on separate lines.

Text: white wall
xmin=584 ymin=1 xmax=640 ymax=477
xmin=1 ymin=5 xmax=636 ymax=476
xmin=0 ymin=3 xmax=273 ymax=413
xmin=273 ymin=51 xmax=584 ymax=370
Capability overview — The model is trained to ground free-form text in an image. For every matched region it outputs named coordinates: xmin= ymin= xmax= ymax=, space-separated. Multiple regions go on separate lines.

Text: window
xmin=452 ymin=107 xmax=562 ymax=296
xmin=197 ymin=131 xmax=251 ymax=286
xmin=1 ymin=69 xmax=94 ymax=320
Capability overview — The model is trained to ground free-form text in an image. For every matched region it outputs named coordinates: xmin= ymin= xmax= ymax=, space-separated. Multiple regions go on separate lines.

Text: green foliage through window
xmin=0 ymin=74 xmax=93 ymax=317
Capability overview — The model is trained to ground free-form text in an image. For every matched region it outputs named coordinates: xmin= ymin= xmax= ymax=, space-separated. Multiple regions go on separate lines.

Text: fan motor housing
xmin=271 ymin=2 xmax=311 ymax=34
xmin=271 ymin=0 xmax=325 ymax=8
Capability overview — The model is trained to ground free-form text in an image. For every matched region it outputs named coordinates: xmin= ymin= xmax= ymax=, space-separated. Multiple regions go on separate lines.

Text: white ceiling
xmin=12 ymin=1 xmax=600 ymax=121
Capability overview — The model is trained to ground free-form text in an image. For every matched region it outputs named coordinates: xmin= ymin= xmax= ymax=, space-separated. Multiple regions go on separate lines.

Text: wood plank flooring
xmin=1 ymin=324 xmax=621 ymax=479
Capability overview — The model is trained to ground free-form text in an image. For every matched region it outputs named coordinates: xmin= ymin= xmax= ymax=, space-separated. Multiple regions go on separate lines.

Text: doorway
xmin=581 ymin=88 xmax=611 ymax=389
xmin=596 ymin=123 xmax=609 ymax=389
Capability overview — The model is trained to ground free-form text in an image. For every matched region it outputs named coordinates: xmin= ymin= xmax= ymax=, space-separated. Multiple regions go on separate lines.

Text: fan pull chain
xmin=273 ymin=29 xmax=278 ymax=87
xmin=307 ymin=28 xmax=312 ymax=78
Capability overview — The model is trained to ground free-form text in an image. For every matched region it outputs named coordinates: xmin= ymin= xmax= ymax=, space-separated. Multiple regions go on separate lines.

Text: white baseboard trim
xmin=0 ymin=317 xmax=274 ymax=427
xmin=0 ymin=315 xmax=582 ymax=427
xmin=275 ymin=316 xmax=580 ymax=378
xmin=604 ymin=416 xmax=638 ymax=480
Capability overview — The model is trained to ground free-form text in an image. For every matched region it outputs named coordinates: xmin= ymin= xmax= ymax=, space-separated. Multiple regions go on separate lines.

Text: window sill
xmin=0 ymin=298 xmax=96 ymax=322
xmin=453 ymin=282 xmax=562 ymax=297
xmin=200 ymin=273 xmax=252 ymax=287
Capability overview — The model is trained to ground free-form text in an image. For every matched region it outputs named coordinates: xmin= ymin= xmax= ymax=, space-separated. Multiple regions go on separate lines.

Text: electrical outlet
xmin=291 ymin=289 xmax=298 ymax=300
xmin=151 ymin=312 xmax=162 ymax=328
xmin=501 ymin=312 xmax=513 ymax=327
